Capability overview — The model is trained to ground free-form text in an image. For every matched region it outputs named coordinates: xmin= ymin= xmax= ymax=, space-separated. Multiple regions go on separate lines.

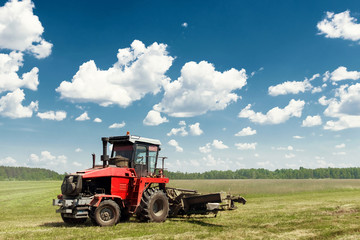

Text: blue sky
xmin=0 ymin=0 xmax=360 ymax=173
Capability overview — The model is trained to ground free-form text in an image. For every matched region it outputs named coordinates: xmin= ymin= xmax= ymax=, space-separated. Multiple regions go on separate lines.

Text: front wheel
xmin=136 ymin=188 xmax=169 ymax=222
xmin=93 ymin=200 xmax=120 ymax=227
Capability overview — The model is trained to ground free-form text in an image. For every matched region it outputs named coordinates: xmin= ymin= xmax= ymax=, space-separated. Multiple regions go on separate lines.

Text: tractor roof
xmin=108 ymin=135 xmax=161 ymax=146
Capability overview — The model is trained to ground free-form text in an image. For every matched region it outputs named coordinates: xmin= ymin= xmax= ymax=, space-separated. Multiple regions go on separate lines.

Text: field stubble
xmin=0 ymin=179 xmax=359 ymax=240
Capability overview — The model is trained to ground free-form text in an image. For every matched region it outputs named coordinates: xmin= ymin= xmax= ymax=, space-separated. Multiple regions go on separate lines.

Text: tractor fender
xmin=90 ymin=194 xmax=125 ymax=208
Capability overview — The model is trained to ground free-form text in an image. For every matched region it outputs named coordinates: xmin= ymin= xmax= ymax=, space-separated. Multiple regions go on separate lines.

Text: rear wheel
xmin=61 ymin=213 xmax=87 ymax=225
xmin=136 ymin=188 xmax=169 ymax=222
xmin=93 ymin=200 xmax=120 ymax=227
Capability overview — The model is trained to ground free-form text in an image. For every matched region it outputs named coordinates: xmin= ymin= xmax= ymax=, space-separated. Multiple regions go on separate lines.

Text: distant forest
xmin=1 ymin=166 xmax=360 ymax=180
xmin=0 ymin=166 xmax=64 ymax=181
xmin=165 ymin=167 xmax=360 ymax=179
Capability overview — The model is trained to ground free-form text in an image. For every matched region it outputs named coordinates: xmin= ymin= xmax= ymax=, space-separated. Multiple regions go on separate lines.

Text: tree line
xmin=0 ymin=166 xmax=65 ymax=181
xmin=1 ymin=166 xmax=360 ymax=180
xmin=164 ymin=167 xmax=360 ymax=179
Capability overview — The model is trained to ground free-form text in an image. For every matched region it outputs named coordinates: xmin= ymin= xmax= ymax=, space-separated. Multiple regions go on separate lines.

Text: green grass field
xmin=0 ymin=179 xmax=359 ymax=239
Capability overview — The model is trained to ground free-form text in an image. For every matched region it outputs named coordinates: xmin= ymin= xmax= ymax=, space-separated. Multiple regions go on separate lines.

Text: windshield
xmin=112 ymin=145 xmax=133 ymax=160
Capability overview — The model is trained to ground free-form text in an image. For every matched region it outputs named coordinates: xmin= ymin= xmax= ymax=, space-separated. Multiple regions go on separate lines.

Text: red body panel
xmin=81 ymin=167 xmax=136 ymax=179
xmin=81 ymin=166 xmax=169 ymax=212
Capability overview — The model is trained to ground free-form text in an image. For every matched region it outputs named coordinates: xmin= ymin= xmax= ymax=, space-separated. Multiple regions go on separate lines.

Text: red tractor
xmin=53 ymin=133 xmax=246 ymax=226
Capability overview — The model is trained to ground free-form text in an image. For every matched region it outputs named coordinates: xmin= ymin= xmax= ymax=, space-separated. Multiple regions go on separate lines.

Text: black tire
xmin=93 ymin=200 xmax=120 ymax=227
xmin=136 ymin=188 xmax=169 ymax=222
xmin=61 ymin=213 xmax=87 ymax=225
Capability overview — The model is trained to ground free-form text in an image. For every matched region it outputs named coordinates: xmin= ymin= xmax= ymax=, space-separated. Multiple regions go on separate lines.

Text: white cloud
xmin=75 ymin=112 xmax=90 ymax=121
xmin=0 ymin=0 xmax=52 ymax=58
xmin=0 ymin=51 xmax=39 ymax=93
xmin=0 ymin=156 xmax=17 ymax=166
xmin=109 ymin=121 xmax=126 ymax=129
xmin=302 ymin=115 xmax=322 ymax=127
xmin=28 ymin=151 xmax=67 ymax=167
xmin=0 ymin=88 xmax=38 ymax=118
xmin=330 ymin=66 xmax=360 ymax=81
xmin=212 ymin=140 xmax=229 ymax=149
xmin=56 ymin=40 xmax=173 ymax=108
xmin=93 ymin=117 xmax=102 ymax=123
xmin=322 ymin=83 xmax=360 ymax=131
xmin=285 ymin=153 xmax=295 ymax=159
xmin=235 ymin=142 xmax=257 ymax=150
xmin=235 ymin=126 xmax=256 ymax=136
xmin=268 ymin=80 xmax=312 ymax=96
xmin=199 ymin=143 xmax=211 ymax=153
xmin=73 ymin=161 xmax=82 ymax=167
xmin=312 ymin=87 xmax=322 ymax=94
xmin=238 ymin=99 xmax=305 ymax=125
xmin=168 ymin=139 xmax=183 ymax=152
xmin=75 ymin=148 xmax=82 ymax=152
xmin=189 ymin=122 xmax=203 ymax=136
xmin=167 ymin=126 xmax=188 ymax=137
xmin=335 ymin=143 xmax=346 ymax=149
xmin=256 ymin=161 xmax=273 ymax=168
xmin=274 ymin=146 xmax=294 ymax=151
xmin=37 ymin=110 xmax=66 ymax=121
xmin=332 ymin=151 xmax=346 ymax=156
xmin=293 ymin=135 xmax=304 ymax=139
xmin=143 ymin=110 xmax=168 ymax=126
xmin=154 ymin=60 xmax=247 ymax=117
xmin=182 ymin=22 xmax=188 ymax=28
xmin=317 ymin=10 xmax=360 ymax=41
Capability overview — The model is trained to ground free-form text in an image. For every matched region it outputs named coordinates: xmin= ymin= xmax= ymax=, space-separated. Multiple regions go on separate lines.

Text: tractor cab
xmin=101 ymin=134 xmax=163 ymax=177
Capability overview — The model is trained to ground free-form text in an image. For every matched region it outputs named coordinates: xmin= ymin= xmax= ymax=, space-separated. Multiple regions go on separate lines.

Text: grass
xmin=0 ymin=179 xmax=359 ymax=239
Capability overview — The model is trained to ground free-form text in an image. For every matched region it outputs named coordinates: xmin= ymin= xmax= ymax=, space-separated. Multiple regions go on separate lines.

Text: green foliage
xmin=165 ymin=167 xmax=360 ymax=179
xmin=0 ymin=166 xmax=65 ymax=181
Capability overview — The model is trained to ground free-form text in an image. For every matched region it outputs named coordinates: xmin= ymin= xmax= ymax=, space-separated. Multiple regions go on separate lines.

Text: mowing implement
xmin=53 ymin=133 xmax=246 ymax=226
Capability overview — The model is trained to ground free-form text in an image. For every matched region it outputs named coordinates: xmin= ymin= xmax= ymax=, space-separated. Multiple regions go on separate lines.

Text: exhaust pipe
xmin=92 ymin=153 xmax=96 ymax=168
xmin=101 ymin=137 xmax=109 ymax=168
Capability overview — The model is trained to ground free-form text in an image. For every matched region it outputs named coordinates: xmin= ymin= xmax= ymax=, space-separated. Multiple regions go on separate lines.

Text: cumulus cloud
xmin=268 ymin=80 xmax=312 ymax=96
xmin=212 ymin=140 xmax=229 ymax=149
xmin=317 ymin=10 xmax=360 ymax=41
xmin=28 ymin=151 xmax=67 ymax=167
xmin=235 ymin=142 xmax=257 ymax=150
xmin=56 ymin=40 xmax=173 ymax=108
xmin=189 ymin=122 xmax=203 ymax=136
xmin=143 ymin=110 xmax=168 ymax=126
xmin=335 ymin=143 xmax=345 ymax=149
xmin=153 ymin=60 xmax=247 ymax=117
xmin=322 ymin=83 xmax=360 ymax=130
xmin=75 ymin=112 xmax=90 ymax=121
xmin=75 ymin=148 xmax=83 ymax=152
xmin=109 ymin=121 xmax=126 ymax=129
xmin=235 ymin=127 xmax=256 ymax=136
xmin=302 ymin=115 xmax=322 ymax=127
xmin=182 ymin=22 xmax=188 ymax=28
xmin=0 ymin=156 xmax=17 ymax=166
xmin=238 ymin=99 xmax=305 ymax=125
xmin=0 ymin=51 xmax=39 ymax=93
xmin=0 ymin=88 xmax=38 ymax=118
xmin=93 ymin=117 xmax=102 ymax=123
xmin=199 ymin=143 xmax=211 ymax=153
xmin=285 ymin=153 xmax=295 ymax=159
xmin=167 ymin=121 xmax=188 ymax=136
xmin=168 ymin=139 xmax=183 ymax=152
xmin=37 ymin=110 xmax=66 ymax=121
xmin=330 ymin=66 xmax=360 ymax=81
xmin=0 ymin=0 xmax=52 ymax=58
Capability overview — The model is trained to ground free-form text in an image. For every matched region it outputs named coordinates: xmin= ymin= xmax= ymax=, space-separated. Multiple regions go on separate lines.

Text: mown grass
xmin=0 ymin=180 xmax=359 ymax=239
